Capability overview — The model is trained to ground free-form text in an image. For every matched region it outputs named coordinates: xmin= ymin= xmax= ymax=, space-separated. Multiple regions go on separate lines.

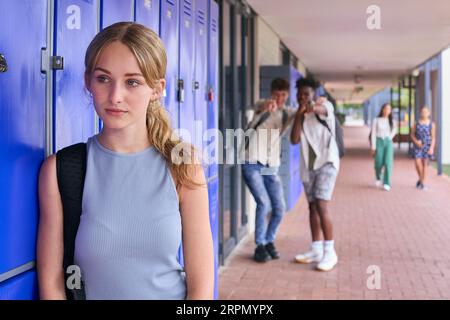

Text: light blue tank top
xmin=74 ymin=135 xmax=186 ymax=299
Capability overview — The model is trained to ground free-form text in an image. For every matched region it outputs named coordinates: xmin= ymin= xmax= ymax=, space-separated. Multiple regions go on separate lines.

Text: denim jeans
xmin=242 ymin=162 xmax=286 ymax=246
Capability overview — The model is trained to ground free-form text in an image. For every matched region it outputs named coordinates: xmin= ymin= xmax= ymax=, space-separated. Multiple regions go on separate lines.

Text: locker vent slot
xmin=183 ymin=0 xmax=192 ymax=16
xmin=197 ymin=9 xmax=205 ymax=25
xmin=212 ymin=18 xmax=217 ymax=32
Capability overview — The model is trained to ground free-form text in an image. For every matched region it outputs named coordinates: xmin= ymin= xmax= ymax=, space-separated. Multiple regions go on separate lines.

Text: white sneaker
xmin=383 ymin=184 xmax=391 ymax=191
xmin=375 ymin=180 xmax=382 ymax=188
xmin=316 ymin=250 xmax=338 ymax=272
xmin=294 ymin=249 xmax=323 ymax=264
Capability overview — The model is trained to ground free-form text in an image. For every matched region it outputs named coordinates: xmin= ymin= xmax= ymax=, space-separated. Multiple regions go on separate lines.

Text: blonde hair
xmin=84 ymin=22 xmax=202 ymax=188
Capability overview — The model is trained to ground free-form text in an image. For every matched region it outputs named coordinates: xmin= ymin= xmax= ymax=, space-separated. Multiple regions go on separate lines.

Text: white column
xmin=440 ymin=48 xmax=450 ymax=164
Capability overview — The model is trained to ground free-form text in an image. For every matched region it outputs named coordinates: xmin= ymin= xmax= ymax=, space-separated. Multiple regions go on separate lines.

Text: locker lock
xmin=208 ymin=88 xmax=214 ymax=102
xmin=177 ymin=79 xmax=185 ymax=102
xmin=194 ymin=81 xmax=200 ymax=90
xmin=0 ymin=54 xmax=7 ymax=73
xmin=51 ymin=56 xmax=64 ymax=70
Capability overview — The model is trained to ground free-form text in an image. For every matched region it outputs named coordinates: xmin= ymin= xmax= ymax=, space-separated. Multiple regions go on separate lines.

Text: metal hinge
xmin=41 ymin=47 xmax=64 ymax=73
xmin=0 ymin=53 xmax=8 ymax=73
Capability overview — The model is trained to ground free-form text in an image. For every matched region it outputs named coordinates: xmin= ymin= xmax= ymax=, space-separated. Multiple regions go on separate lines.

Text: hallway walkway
xmin=218 ymin=125 xmax=450 ymax=300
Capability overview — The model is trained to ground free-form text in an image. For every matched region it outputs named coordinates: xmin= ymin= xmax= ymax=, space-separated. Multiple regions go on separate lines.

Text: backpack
xmin=314 ymin=114 xmax=345 ymax=158
xmin=56 ymin=142 xmax=87 ymax=300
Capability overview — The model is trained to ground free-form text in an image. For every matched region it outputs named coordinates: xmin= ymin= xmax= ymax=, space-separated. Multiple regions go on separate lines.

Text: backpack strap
xmin=279 ymin=108 xmax=289 ymax=134
xmin=314 ymin=113 xmax=335 ymax=150
xmin=248 ymin=111 xmax=271 ymax=131
xmin=245 ymin=111 xmax=271 ymax=149
xmin=314 ymin=113 xmax=332 ymax=133
xmin=56 ymin=142 xmax=87 ymax=300
xmin=282 ymin=109 xmax=288 ymax=128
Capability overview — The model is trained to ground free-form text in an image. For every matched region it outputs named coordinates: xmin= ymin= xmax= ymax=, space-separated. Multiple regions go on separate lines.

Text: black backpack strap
xmin=314 ymin=113 xmax=334 ymax=150
xmin=56 ymin=142 xmax=87 ymax=300
xmin=282 ymin=109 xmax=288 ymax=128
xmin=315 ymin=113 xmax=331 ymax=133
xmin=245 ymin=111 xmax=271 ymax=149
xmin=250 ymin=111 xmax=271 ymax=130
xmin=315 ymin=113 xmax=345 ymax=158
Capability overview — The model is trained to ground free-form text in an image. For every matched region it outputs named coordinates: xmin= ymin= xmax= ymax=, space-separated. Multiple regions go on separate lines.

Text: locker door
xmin=207 ymin=177 xmax=219 ymax=299
xmin=289 ymin=67 xmax=302 ymax=208
xmin=178 ymin=0 xmax=195 ymax=146
xmin=0 ymin=270 xmax=38 ymax=300
xmin=54 ymin=0 xmax=98 ymax=151
xmin=0 ymin=0 xmax=47 ymax=296
xmin=135 ymin=0 xmax=160 ymax=35
xmin=207 ymin=0 xmax=219 ymax=300
xmin=289 ymin=66 xmax=301 ymax=108
xmin=194 ymin=0 xmax=208 ymax=174
xmin=160 ymin=0 xmax=180 ymax=128
xmin=207 ymin=0 xmax=219 ymax=180
xmin=101 ymin=0 xmax=134 ymax=29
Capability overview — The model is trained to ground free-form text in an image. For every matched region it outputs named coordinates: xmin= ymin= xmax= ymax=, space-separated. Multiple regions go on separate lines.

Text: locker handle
xmin=178 ymin=79 xmax=185 ymax=102
xmin=194 ymin=81 xmax=200 ymax=90
xmin=0 ymin=53 xmax=7 ymax=73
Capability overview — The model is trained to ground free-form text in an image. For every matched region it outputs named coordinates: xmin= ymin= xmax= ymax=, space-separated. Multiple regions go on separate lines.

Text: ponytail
xmin=146 ymin=100 xmax=204 ymax=189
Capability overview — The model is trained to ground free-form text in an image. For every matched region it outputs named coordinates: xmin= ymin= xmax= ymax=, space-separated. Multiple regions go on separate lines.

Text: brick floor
xmin=218 ymin=125 xmax=450 ymax=300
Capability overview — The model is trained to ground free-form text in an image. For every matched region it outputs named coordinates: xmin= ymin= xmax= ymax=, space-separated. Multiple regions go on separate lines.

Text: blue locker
xmin=289 ymin=170 xmax=302 ymax=209
xmin=194 ymin=0 xmax=208 ymax=174
xmin=177 ymin=0 xmax=189 ymax=272
xmin=0 ymin=270 xmax=38 ymax=300
xmin=289 ymin=66 xmax=302 ymax=108
xmin=289 ymin=68 xmax=302 ymax=176
xmin=207 ymin=177 xmax=219 ymax=299
xmin=178 ymin=0 xmax=196 ymax=146
xmin=101 ymin=0 xmax=134 ymax=29
xmin=289 ymin=143 xmax=300 ymax=174
xmin=207 ymin=0 xmax=219 ymax=180
xmin=160 ymin=0 xmax=180 ymax=128
xmin=0 ymin=0 xmax=46 ymax=284
xmin=54 ymin=0 xmax=98 ymax=151
xmin=207 ymin=0 xmax=219 ymax=300
xmin=135 ymin=0 xmax=160 ymax=34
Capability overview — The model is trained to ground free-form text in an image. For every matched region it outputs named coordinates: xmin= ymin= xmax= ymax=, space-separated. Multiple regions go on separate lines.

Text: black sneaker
xmin=416 ymin=180 xmax=421 ymax=188
xmin=265 ymin=242 xmax=280 ymax=259
xmin=254 ymin=245 xmax=270 ymax=263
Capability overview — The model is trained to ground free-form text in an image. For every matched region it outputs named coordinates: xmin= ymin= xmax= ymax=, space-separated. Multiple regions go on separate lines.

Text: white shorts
xmin=303 ymin=163 xmax=338 ymax=202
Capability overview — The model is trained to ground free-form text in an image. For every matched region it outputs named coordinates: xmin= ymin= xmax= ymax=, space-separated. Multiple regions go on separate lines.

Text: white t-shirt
xmin=300 ymin=101 xmax=340 ymax=182
xmin=241 ymin=100 xmax=297 ymax=167
xmin=370 ymin=117 xmax=397 ymax=150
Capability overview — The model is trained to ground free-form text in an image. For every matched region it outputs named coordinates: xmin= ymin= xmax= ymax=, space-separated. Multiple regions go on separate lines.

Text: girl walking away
xmin=37 ymin=22 xmax=214 ymax=300
xmin=411 ymin=106 xmax=436 ymax=190
xmin=370 ymin=103 xmax=397 ymax=191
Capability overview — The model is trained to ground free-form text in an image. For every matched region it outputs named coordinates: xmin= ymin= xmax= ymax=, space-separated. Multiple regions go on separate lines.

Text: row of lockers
xmin=0 ymin=0 xmax=219 ymax=299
